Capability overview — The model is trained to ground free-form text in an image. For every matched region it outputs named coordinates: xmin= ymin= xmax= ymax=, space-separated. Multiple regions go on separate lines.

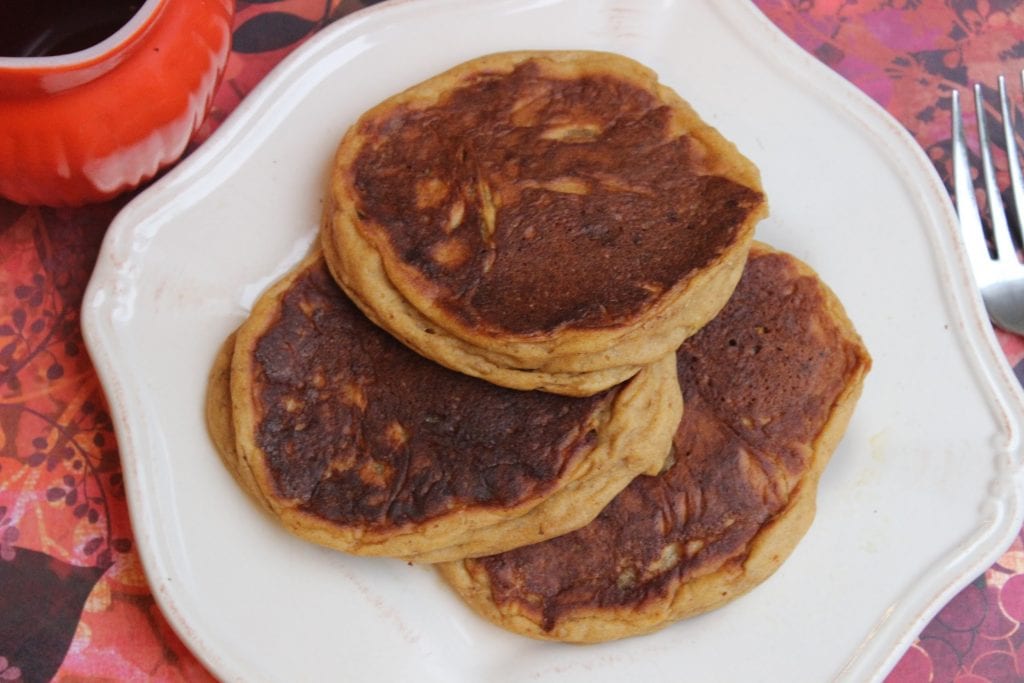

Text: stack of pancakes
xmin=206 ymin=50 xmax=871 ymax=643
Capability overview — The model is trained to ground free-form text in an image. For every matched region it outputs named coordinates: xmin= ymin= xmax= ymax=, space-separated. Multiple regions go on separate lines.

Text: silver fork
xmin=952 ymin=75 xmax=1024 ymax=334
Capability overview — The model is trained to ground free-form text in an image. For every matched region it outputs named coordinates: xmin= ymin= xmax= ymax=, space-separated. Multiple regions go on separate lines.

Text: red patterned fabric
xmin=1 ymin=1 xmax=1023 ymax=680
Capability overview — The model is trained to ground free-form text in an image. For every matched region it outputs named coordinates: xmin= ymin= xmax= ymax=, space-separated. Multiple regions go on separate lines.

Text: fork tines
xmin=952 ymin=72 xmax=1024 ymax=333
xmin=950 ymin=73 xmax=1024 ymax=286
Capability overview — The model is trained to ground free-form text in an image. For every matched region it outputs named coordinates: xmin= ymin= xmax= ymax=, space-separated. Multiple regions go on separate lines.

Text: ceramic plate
xmin=81 ymin=0 xmax=1024 ymax=680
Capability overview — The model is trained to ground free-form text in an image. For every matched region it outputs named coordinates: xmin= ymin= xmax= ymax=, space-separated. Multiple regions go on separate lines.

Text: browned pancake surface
xmin=350 ymin=59 xmax=763 ymax=335
xmin=251 ymin=259 xmax=615 ymax=527
xmin=443 ymin=245 xmax=871 ymax=638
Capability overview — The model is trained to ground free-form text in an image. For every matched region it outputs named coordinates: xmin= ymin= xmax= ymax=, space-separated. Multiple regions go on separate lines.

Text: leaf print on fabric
xmin=0 ymin=657 xmax=21 ymax=683
xmin=0 ymin=548 xmax=105 ymax=683
xmin=233 ymin=12 xmax=319 ymax=52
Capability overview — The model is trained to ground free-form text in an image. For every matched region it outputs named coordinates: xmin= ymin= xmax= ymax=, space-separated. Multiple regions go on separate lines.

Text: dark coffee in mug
xmin=0 ymin=0 xmax=144 ymax=57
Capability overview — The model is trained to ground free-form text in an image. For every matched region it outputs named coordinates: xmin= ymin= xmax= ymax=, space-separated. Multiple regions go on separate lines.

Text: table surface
xmin=2 ymin=0 xmax=1024 ymax=681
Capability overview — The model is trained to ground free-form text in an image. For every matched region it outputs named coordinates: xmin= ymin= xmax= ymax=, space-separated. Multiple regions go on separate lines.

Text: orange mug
xmin=0 ymin=0 xmax=234 ymax=206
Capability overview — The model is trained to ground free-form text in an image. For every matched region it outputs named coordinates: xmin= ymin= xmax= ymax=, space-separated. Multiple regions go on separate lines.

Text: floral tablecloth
xmin=2 ymin=1 xmax=1024 ymax=681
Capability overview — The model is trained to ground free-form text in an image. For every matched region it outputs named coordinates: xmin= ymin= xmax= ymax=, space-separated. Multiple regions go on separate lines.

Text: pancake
xmin=206 ymin=250 xmax=682 ymax=563
xmin=323 ymin=50 xmax=767 ymax=396
xmin=438 ymin=243 xmax=871 ymax=641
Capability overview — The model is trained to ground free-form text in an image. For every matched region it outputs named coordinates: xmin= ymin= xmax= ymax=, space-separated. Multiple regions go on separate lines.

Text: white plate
xmin=81 ymin=0 xmax=1024 ymax=680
